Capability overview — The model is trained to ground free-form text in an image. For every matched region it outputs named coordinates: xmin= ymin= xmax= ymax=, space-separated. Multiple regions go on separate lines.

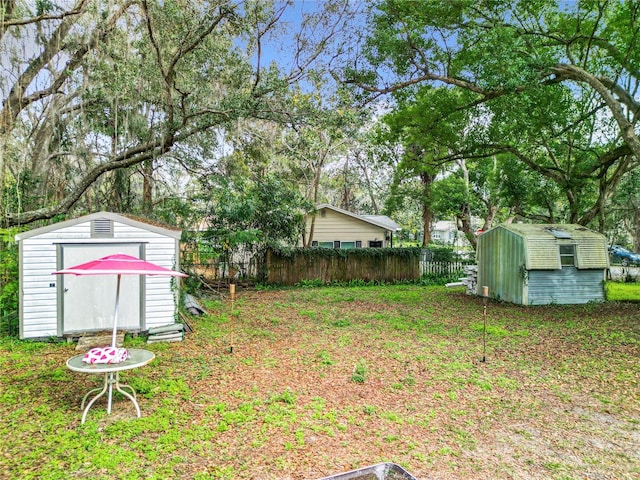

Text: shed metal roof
xmin=485 ymin=224 xmax=608 ymax=269
xmin=496 ymin=223 xmax=600 ymax=240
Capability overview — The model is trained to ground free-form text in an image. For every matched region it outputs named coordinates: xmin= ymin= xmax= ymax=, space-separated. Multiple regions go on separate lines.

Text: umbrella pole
xmin=107 ymin=372 xmax=114 ymax=414
xmin=112 ymin=275 xmax=122 ymax=349
xmin=108 ymin=274 xmax=122 ymax=413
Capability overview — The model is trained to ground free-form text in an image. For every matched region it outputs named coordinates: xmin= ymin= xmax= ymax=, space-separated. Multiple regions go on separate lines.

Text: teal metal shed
xmin=476 ymin=224 xmax=609 ymax=305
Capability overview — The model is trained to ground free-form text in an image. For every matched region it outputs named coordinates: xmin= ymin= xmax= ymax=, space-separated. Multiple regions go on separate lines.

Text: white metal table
xmin=66 ymin=348 xmax=155 ymax=424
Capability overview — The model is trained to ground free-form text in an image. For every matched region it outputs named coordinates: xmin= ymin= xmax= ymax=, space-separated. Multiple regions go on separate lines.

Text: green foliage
xmin=0 ymin=228 xmax=20 ymax=336
xmin=357 ymin=0 xmax=640 ymax=231
xmin=425 ymin=245 xmax=463 ymax=263
xmin=275 ymin=246 xmax=422 ymax=260
xmin=351 ymin=361 xmax=367 ymax=384
xmin=202 ymin=175 xmax=313 ymax=253
xmin=35 ymin=0 xmax=54 ymax=15
xmin=267 ymin=389 xmax=297 ymax=405
xmin=296 ymin=279 xmax=326 ymax=288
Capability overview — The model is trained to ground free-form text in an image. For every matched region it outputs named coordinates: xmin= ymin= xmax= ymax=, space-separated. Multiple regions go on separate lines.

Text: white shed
xmin=15 ymin=212 xmax=183 ymax=340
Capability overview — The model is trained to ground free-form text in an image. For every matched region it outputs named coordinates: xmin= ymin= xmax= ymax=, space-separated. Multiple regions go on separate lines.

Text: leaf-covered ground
xmin=1 ymin=285 xmax=639 ymax=479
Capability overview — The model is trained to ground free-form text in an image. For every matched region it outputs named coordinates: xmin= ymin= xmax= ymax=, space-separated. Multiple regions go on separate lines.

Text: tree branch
xmin=0 ymin=0 xmax=89 ymax=135
xmin=5 ymin=120 xmax=218 ymax=226
xmin=550 ymin=63 xmax=640 ymax=161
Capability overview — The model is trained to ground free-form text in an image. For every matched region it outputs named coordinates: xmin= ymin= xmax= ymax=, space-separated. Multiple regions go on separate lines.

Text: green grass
xmin=0 ymin=284 xmax=639 ymax=480
xmin=605 ymin=281 xmax=640 ymax=301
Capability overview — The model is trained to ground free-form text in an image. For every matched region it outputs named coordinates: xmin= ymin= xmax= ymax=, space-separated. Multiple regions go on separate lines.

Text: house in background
xmin=15 ymin=212 xmax=183 ymax=340
xmin=431 ymin=220 xmax=461 ymax=245
xmin=477 ymin=223 xmax=609 ymax=305
xmin=305 ymin=204 xmax=401 ymax=248
xmin=414 ymin=220 xmax=479 ymax=249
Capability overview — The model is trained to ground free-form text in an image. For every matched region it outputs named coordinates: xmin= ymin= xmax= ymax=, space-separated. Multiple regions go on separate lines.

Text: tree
xmin=276 ymin=81 xmax=363 ymax=246
xmin=344 ymin=0 xmax=640 ymax=231
xmin=608 ymin=169 xmax=640 ymax=250
xmin=199 ymin=173 xmax=313 ymax=278
xmin=377 ymin=86 xmax=478 ymax=246
xmin=0 ymin=0 xmax=356 ymax=227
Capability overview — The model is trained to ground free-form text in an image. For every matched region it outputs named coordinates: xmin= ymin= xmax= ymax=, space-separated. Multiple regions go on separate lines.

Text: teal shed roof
xmin=484 ymin=224 xmax=609 ymax=270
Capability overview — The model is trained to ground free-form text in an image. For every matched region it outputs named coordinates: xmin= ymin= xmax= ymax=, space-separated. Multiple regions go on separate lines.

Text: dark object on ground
xmin=319 ymin=463 xmax=417 ymax=480
xmin=609 ymin=245 xmax=640 ymax=266
xmin=184 ymin=294 xmax=206 ymax=315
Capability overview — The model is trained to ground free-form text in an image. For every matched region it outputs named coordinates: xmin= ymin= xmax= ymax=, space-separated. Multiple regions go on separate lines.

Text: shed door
xmin=60 ymin=244 xmax=144 ymax=335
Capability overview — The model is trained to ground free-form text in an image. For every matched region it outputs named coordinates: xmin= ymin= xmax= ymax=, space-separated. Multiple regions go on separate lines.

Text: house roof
xmin=15 ymin=211 xmax=182 ymax=241
xmin=432 ymin=220 xmax=457 ymax=232
xmin=361 ymin=215 xmax=401 ymax=232
xmin=315 ymin=204 xmax=401 ymax=232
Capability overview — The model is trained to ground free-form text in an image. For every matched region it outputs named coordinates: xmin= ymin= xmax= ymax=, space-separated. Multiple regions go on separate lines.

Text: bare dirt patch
xmin=157 ymin=287 xmax=640 ymax=479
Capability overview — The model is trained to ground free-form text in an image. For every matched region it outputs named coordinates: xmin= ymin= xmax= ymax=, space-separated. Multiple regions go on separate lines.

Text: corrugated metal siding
xmin=526 ymin=236 xmax=562 ymax=269
xmin=477 ymin=227 xmax=525 ymax=304
xmin=19 ymin=216 xmax=181 ymax=338
xmin=527 ymin=268 xmax=605 ymax=305
xmin=478 ymin=223 xmax=608 ymax=305
xmin=577 ymin=237 xmax=610 ymax=269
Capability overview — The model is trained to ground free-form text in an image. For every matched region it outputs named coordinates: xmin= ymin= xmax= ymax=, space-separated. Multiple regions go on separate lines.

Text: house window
xmin=333 ymin=240 xmax=341 ymax=249
xmin=355 ymin=241 xmax=362 ymax=248
xmin=559 ymin=244 xmax=575 ymax=266
xmin=341 ymin=241 xmax=356 ymax=249
xmin=318 ymin=241 xmax=333 ymax=248
xmin=311 ymin=241 xmax=318 ymax=247
xmin=368 ymin=240 xmax=383 ymax=248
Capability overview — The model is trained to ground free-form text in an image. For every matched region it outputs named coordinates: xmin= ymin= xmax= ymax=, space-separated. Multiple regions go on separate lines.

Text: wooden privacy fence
xmin=266 ymin=248 xmax=421 ymax=285
xmin=180 ymin=245 xmax=474 ymax=286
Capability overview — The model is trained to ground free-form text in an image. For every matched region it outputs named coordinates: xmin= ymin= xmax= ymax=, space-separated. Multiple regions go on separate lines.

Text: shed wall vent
xmin=91 ymin=219 xmax=114 ymax=238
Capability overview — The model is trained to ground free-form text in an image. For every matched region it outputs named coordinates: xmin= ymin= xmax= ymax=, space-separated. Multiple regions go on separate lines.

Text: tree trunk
xmin=421 ymin=203 xmax=432 ymax=247
xmin=457 ymin=210 xmax=477 ymax=250
xmin=304 ymin=215 xmax=316 ymax=248
xmin=482 ymin=205 xmax=497 ymax=232
xmin=634 ymin=208 xmax=640 ymax=252
xmin=356 ymin=151 xmax=379 ymax=214
xmin=142 ymin=159 xmax=154 ymax=214
xmin=420 ymin=171 xmax=435 ymax=247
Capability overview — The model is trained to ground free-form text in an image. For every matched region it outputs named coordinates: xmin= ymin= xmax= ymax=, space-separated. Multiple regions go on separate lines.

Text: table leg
xmin=81 ymin=374 xmax=109 ymax=424
xmin=117 ymin=383 xmax=137 ymax=401
xmin=81 ymin=383 xmax=107 ymax=410
xmin=78 ymin=372 xmax=142 ymax=423
xmin=114 ymin=376 xmax=141 ymax=418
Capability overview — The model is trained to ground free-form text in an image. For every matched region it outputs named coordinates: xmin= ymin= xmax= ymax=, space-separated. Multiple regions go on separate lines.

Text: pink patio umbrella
xmin=53 ymin=253 xmax=188 ymax=348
